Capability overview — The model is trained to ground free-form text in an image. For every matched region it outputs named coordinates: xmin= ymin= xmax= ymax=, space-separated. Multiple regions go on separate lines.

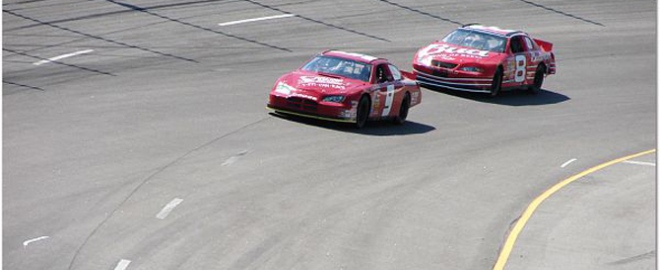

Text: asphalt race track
xmin=3 ymin=1 xmax=656 ymax=269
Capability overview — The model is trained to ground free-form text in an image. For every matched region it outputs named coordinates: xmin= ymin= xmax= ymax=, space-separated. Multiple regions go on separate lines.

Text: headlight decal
xmin=322 ymin=95 xmax=345 ymax=103
xmin=275 ymin=82 xmax=294 ymax=95
xmin=460 ymin=66 xmax=483 ymax=73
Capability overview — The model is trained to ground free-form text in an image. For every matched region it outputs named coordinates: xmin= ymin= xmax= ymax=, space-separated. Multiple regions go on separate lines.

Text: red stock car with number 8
xmin=413 ymin=24 xmax=556 ymax=96
xmin=268 ymin=50 xmax=421 ymax=128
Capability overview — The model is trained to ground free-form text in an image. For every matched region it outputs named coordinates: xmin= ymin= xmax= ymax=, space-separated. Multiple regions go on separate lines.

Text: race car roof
xmin=462 ymin=24 xmax=524 ymax=37
xmin=322 ymin=50 xmax=386 ymax=64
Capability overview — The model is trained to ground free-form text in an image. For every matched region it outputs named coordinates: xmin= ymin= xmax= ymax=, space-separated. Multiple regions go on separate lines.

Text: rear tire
xmin=529 ymin=65 xmax=545 ymax=94
xmin=355 ymin=96 xmax=370 ymax=128
xmin=393 ymin=93 xmax=410 ymax=125
xmin=490 ymin=67 xmax=503 ymax=97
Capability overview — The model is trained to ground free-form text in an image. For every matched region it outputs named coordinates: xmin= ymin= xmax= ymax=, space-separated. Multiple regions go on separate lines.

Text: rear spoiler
xmin=534 ymin=38 xmax=553 ymax=52
xmin=401 ymin=70 xmax=417 ymax=80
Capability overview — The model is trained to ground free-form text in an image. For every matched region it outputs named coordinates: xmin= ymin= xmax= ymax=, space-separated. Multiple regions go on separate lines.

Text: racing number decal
xmin=381 ymin=84 xmax=395 ymax=117
xmin=514 ymin=55 xmax=526 ymax=83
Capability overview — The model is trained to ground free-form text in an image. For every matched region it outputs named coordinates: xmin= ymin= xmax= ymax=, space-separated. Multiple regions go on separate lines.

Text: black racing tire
xmin=529 ymin=64 xmax=545 ymax=94
xmin=490 ymin=67 xmax=503 ymax=97
xmin=393 ymin=92 xmax=410 ymax=125
xmin=355 ymin=95 xmax=370 ymax=129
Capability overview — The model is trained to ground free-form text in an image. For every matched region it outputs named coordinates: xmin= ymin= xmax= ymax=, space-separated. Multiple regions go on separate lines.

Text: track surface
xmin=3 ymin=0 xmax=656 ymax=269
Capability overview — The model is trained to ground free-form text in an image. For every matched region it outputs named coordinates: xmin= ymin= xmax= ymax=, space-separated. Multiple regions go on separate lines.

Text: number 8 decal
xmin=514 ymin=55 xmax=526 ymax=83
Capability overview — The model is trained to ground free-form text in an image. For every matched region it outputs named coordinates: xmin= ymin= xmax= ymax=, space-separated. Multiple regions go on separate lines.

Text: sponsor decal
xmin=298 ymin=76 xmax=347 ymax=90
xmin=439 ymin=55 xmax=456 ymax=61
xmin=507 ymin=59 xmax=516 ymax=78
xmin=411 ymin=91 xmax=420 ymax=105
xmin=421 ymin=44 xmax=489 ymax=58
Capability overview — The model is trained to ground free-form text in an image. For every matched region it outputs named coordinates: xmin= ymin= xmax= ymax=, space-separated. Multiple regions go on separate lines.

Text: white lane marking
xmin=23 ymin=236 xmax=49 ymax=247
xmin=114 ymin=259 xmax=131 ymax=270
xmin=222 ymin=156 xmax=239 ymax=166
xmin=219 ymin=14 xmax=295 ymax=26
xmin=156 ymin=198 xmax=184 ymax=219
xmin=622 ymin=160 xmax=656 ymax=166
xmin=33 ymin=49 xmax=94 ymax=65
xmin=561 ymin=158 xmax=577 ymax=168
xmin=222 ymin=150 xmax=249 ymax=166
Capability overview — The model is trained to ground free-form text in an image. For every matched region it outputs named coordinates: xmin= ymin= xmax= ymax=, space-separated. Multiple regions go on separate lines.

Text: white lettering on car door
xmin=381 ymin=84 xmax=395 ymax=117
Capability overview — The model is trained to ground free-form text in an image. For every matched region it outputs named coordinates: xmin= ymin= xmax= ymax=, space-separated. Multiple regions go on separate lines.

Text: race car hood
xmin=276 ymin=71 xmax=366 ymax=97
xmin=415 ymin=41 xmax=504 ymax=66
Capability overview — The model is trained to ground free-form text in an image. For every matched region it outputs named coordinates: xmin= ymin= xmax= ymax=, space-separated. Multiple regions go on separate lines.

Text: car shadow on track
xmin=268 ymin=112 xmax=435 ymax=136
xmin=423 ymin=86 xmax=570 ymax=106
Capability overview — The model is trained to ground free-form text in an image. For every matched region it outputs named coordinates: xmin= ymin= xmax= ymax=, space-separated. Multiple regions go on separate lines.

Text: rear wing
xmin=534 ymin=38 xmax=553 ymax=52
xmin=401 ymin=70 xmax=417 ymax=80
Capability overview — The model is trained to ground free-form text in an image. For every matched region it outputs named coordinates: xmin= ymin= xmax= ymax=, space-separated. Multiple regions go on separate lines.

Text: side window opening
xmin=375 ymin=64 xmax=392 ymax=83
xmin=510 ymin=36 xmax=525 ymax=53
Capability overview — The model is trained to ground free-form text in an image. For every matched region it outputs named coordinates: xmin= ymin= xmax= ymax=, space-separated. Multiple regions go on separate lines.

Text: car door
xmin=507 ymin=35 xmax=530 ymax=87
xmin=372 ymin=64 xmax=403 ymax=118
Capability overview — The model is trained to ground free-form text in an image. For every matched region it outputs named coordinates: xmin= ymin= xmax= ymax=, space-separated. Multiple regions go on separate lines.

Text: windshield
xmin=442 ymin=29 xmax=507 ymax=53
xmin=301 ymin=56 xmax=372 ymax=82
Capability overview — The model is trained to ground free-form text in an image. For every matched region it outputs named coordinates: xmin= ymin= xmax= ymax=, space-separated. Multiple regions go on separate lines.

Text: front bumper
xmin=267 ymin=94 xmax=357 ymax=123
xmin=413 ymin=65 xmax=494 ymax=93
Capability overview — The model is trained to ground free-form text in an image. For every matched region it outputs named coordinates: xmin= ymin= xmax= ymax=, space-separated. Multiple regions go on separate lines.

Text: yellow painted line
xmin=493 ymin=149 xmax=656 ymax=270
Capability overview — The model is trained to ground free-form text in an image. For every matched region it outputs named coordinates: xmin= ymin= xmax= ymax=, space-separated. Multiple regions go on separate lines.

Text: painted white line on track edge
xmin=23 ymin=236 xmax=49 ymax=247
xmin=156 ymin=198 xmax=184 ymax=219
xmin=114 ymin=259 xmax=131 ymax=270
xmin=33 ymin=49 xmax=94 ymax=65
xmin=561 ymin=158 xmax=577 ymax=168
xmin=219 ymin=14 xmax=295 ymax=26
xmin=622 ymin=160 xmax=656 ymax=166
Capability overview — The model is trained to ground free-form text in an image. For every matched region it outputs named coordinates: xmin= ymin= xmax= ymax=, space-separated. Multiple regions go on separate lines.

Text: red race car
xmin=412 ymin=24 xmax=556 ymax=96
xmin=268 ymin=50 xmax=421 ymax=128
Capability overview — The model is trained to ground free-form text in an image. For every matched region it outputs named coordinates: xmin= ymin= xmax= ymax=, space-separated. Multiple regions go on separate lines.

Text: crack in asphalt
xmin=3 ymin=9 xmax=198 ymax=63
xmin=608 ymin=250 xmax=656 ymax=265
xmin=517 ymin=0 xmax=605 ymax=27
xmin=104 ymin=0 xmax=292 ymax=52
xmin=3 ymin=80 xmax=45 ymax=92
xmin=3 ymin=48 xmax=115 ymax=76
xmin=242 ymin=0 xmax=391 ymax=42
xmin=375 ymin=0 xmax=463 ymax=26
xmin=3 ymin=0 xmax=242 ymax=31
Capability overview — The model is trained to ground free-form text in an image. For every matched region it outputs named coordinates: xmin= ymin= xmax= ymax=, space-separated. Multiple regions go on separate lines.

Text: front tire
xmin=490 ymin=67 xmax=503 ymax=97
xmin=355 ymin=95 xmax=370 ymax=128
xmin=393 ymin=93 xmax=410 ymax=125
